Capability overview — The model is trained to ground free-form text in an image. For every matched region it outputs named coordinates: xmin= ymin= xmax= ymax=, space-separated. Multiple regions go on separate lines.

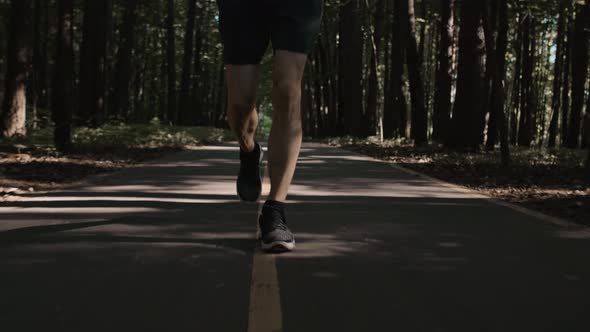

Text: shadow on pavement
xmin=1 ymin=144 xmax=589 ymax=331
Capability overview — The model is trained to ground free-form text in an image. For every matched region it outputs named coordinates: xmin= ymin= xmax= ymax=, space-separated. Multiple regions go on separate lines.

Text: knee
xmin=273 ymin=78 xmax=302 ymax=103
xmin=228 ymin=93 xmax=257 ymax=113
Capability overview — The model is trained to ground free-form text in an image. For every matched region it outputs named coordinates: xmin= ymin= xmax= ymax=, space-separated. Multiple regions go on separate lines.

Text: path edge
xmin=323 ymin=143 xmax=589 ymax=231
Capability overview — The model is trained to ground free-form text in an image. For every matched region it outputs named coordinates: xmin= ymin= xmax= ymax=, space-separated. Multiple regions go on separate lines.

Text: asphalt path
xmin=1 ymin=143 xmax=589 ymax=332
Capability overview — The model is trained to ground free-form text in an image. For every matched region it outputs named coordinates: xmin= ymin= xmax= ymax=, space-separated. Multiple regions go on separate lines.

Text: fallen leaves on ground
xmin=334 ymin=141 xmax=589 ymax=226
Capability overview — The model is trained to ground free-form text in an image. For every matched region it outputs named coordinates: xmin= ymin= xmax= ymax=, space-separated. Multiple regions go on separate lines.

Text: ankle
xmin=264 ymin=199 xmax=285 ymax=208
xmin=240 ymin=141 xmax=259 ymax=155
xmin=263 ymin=199 xmax=286 ymax=220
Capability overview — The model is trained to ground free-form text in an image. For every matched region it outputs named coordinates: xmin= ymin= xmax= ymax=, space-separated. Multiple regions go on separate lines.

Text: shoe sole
xmin=237 ymin=145 xmax=264 ymax=202
xmin=260 ymin=240 xmax=295 ymax=253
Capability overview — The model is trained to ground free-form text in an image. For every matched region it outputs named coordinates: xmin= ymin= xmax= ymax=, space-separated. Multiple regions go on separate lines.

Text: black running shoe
xmin=258 ymin=204 xmax=295 ymax=252
xmin=237 ymin=142 xmax=263 ymax=202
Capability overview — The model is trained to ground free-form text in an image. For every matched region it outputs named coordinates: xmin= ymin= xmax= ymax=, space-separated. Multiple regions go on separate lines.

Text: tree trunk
xmin=338 ymin=0 xmax=363 ymax=137
xmin=179 ymin=0 xmax=197 ymax=125
xmin=366 ymin=0 xmax=385 ymax=137
xmin=402 ymin=0 xmax=428 ymax=145
xmin=518 ymin=14 xmax=535 ymax=147
xmin=432 ymin=0 xmax=454 ymax=142
xmin=318 ymin=32 xmax=336 ymax=136
xmin=166 ymin=0 xmax=177 ymax=124
xmin=78 ymin=0 xmax=111 ymax=127
xmin=52 ymin=0 xmax=74 ymax=151
xmin=214 ymin=62 xmax=226 ymax=128
xmin=561 ymin=12 xmax=573 ymax=147
xmin=384 ymin=0 xmax=408 ymax=138
xmin=1 ymin=0 xmax=33 ymax=138
xmin=312 ymin=52 xmax=324 ymax=136
xmin=111 ymin=0 xmax=139 ymax=120
xmin=486 ymin=0 xmax=508 ymax=150
xmin=510 ymin=14 xmax=523 ymax=145
xmin=482 ymin=0 xmax=510 ymax=167
xmin=548 ymin=0 xmax=567 ymax=148
xmin=382 ymin=0 xmax=392 ymax=140
xmin=418 ymin=0 xmax=427 ymax=65
xmin=447 ymin=0 xmax=485 ymax=150
xmin=32 ymin=0 xmax=48 ymax=130
xmin=583 ymin=78 xmax=590 ymax=148
xmin=566 ymin=1 xmax=589 ymax=148
xmin=480 ymin=0 xmax=496 ymax=147
xmin=191 ymin=6 xmax=204 ymax=125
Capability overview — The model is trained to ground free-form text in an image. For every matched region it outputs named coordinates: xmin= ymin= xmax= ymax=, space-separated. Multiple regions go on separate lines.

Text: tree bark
xmin=432 ymin=0 xmax=454 ymax=142
xmin=486 ymin=0 xmax=508 ymax=150
xmin=548 ymin=0 xmax=567 ymax=148
xmin=566 ymin=1 xmax=589 ymax=148
xmin=179 ymin=0 xmax=197 ymax=125
xmin=32 ymin=0 xmax=48 ymax=129
xmin=402 ymin=0 xmax=428 ymax=145
xmin=111 ymin=0 xmax=139 ymax=120
xmin=191 ymin=5 xmax=204 ymax=125
xmin=366 ymin=0 xmax=385 ymax=137
xmin=78 ymin=0 xmax=111 ymax=127
xmin=166 ymin=0 xmax=177 ymax=124
xmin=517 ymin=14 xmax=535 ymax=147
xmin=447 ymin=0 xmax=485 ymax=150
xmin=52 ymin=0 xmax=74 ymax=151
xmin=338 ymin=0 xmax=363 ymax=137
xmin=384 ymin=0 xmax=408 ymax=138
xmin=1 ymin=0 xmax=33 ymax=138
xmin=583 ymin=77 xmax=590 ymax=148
xmin=561 ymin=11 xmax=573 ymax=147
xmin=482 ymin=0 xmax=510 ymax=167
xmin=510 ymin=14 xmax=523 ymax=145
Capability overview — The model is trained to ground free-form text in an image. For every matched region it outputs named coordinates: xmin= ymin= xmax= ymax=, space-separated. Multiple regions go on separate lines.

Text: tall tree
xmin=366 ymin=0 xmax=385 ymax=137
xmin=566 ymin=1 xmax=589 ymax=148
xmin=384 ymin=0 xmax=408 ymax=139
xmin=190 ymin=7 xmax=204 ymax=125
xmin=432 ymin=0 xmax=454 ymax=142
xmin=338 ymin=0 xmax=363 ymax=136
xmin=32 ymin=0 xmax=49 ymax=129
xmin=517 ymin=13 xmax=536 ymax=147
xmin=561 ymin=9 xmax=574 ymax=147
xmin=482 ymin=0 xmax=510 ymax=166
xmin=486 ymin=0 xmax=508 ymax=150
xmin=584 ymin=80 xmax=590 ymax=148
xmin=548 ymin=0 xmax=568 ymax=148
xmin=447 ymin=0 xmax=485 ymax=149
xmin=402 ymin=0 xmax=428 ymax=145
xmin=510 ymin=14 xmax=524 ymax=144
xmin=111 ymin=0 xmax=139 ymax=120
xmin=179 ymin=0 xmax=197 ymax=125
xmin=165 ymin=0 xmax=177 ymax=124
xmin=1 ymin=0 xmax=33 ymax=138
xmin=78 ymin=0 xmax=111 ymax=126
xmin=52 ymin=0 xmax=74 ymax=151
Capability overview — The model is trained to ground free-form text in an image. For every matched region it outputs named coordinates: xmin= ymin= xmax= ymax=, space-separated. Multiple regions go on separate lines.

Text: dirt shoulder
xmin=332 ymin=141 xmax=589 ymax=226
xmin=0 ymin=124 xmax=233 ymax=199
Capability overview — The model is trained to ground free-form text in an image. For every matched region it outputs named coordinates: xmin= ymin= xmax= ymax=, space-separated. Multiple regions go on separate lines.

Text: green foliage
xmin=73 ymin=124 xmax=233 ymax=148
xmin=1 ymin=124 xmax=233 ymax=151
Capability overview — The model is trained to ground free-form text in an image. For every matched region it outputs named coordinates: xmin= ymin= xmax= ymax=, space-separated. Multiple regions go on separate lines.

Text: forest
xmin=0 ymin=0 xmax=589 ymax=222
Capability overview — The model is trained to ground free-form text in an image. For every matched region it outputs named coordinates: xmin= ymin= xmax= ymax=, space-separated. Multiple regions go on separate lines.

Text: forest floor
xmin=327 ymin=138 xmax=590 ymax=226
xmin=0 ymin=124 xmax=233 ymax=199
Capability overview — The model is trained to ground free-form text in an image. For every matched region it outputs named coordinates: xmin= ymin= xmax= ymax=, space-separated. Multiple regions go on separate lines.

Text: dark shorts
xmin=216 ymin=0 xmax=323 ymax=65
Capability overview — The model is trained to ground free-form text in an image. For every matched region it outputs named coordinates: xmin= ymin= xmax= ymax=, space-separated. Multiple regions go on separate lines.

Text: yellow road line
xmin=248 ymin=151 xmax=283 ymax=332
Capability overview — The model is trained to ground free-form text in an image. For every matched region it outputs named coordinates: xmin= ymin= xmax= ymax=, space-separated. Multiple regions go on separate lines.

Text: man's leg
xmin=225 ymin=65 xmax=261 ymax=153
xmin=256 ymin=50 xmax=307 ymax=252
xmin=267 ymin=50 xmax=308 ymax=202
